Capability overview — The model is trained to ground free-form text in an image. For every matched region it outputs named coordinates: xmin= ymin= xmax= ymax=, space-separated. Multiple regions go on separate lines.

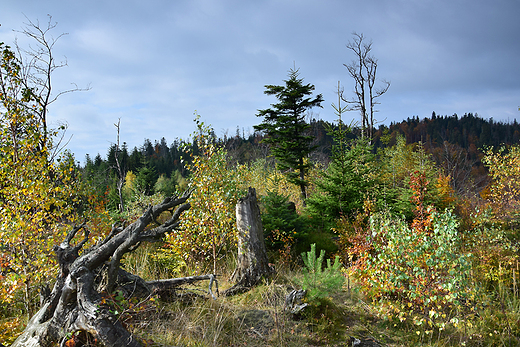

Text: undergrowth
xmin=119 ymin=244 xmax=520 ymax=347
xmin=2 ymin=241 xmax=518 ymax=345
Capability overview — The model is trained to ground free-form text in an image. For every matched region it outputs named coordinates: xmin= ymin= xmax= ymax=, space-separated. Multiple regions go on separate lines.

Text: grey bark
xmin=342 ymin=32 xmax=390 ymax=140
xmin=224 ymin=187 xmax=273 ymax=296
xmin=11 ymin=190 xmax=215 ymax=347
xmin=148 ymin=274 xmax=219 ymax=300
xmin=285 ymin=289 xmax=308 ymax=314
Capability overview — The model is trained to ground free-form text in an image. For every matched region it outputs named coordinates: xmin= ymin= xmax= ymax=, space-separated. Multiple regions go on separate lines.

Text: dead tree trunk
xmin=11 ymin=190 xmax=217 ymax=347
xmin=224 ymin=187 xmax=273 ymax=296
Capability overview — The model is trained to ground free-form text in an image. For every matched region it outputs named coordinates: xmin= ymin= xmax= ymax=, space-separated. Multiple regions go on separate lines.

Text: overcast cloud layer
xmin=2 ymin=0 xmax=519 ymax=162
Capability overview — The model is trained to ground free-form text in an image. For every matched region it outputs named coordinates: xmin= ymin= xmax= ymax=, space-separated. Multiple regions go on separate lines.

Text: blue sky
xmin=2 ymin=0 xmax=519 ymax=163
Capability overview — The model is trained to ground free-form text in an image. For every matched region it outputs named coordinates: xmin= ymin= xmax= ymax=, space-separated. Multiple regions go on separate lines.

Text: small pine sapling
xmin=299 ymin=243 xmax=344 ymax=304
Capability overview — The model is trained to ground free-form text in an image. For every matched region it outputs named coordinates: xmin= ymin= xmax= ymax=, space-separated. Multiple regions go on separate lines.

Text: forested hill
xmin=84 ymin=112 xmax=520 ymax=174
xmin=373 ymin=112 xmax=520 ymax=151
xmin=81 ymin=113 xmax=520 ymax=207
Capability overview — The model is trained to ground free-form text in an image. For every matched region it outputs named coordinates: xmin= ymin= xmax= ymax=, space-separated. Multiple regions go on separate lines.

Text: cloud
xmin=3 ymin=0 xmax=520 ymax=163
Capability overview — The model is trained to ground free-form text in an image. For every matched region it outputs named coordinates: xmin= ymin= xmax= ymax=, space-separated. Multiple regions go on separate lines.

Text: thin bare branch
xmin=11 ymin=14 xmax=90 ymax=155
xmin=342 ymin=32 xmax=390 ymax=140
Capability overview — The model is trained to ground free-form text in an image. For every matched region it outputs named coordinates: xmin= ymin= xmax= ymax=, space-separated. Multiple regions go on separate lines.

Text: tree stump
xmin=224 ymin=187 xmax=273 ymax=295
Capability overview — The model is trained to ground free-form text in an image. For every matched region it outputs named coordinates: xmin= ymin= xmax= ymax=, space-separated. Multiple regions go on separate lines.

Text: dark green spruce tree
xmin=307 ymin=83 xmax=377 ymax=227
xmin=254 ymin=68 xmax=323 ymax=202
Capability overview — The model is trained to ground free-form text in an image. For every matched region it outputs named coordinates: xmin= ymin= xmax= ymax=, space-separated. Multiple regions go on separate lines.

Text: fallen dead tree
xmin=148 ymin=274 xmax=219 ymax=301
xmin=11 ymin=190 xmax=217 ymax=347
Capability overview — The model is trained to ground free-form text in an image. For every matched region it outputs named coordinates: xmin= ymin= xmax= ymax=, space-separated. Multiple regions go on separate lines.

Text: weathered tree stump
xmin=224 ymin=187 xmax=273 ymax=296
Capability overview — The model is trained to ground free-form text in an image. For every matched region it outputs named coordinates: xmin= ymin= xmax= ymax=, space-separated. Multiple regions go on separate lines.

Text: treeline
xmin=81 ymin=112 xmax=519 ymax=207
xmin=373 ymin=112 xmax=520 ymax=150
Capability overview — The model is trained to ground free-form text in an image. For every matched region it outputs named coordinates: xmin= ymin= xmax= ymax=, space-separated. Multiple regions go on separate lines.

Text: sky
xmin=2 ymin=0 xmax=520 ymax=163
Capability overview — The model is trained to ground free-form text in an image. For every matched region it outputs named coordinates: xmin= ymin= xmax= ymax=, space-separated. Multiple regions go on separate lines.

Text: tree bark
xmin=11 ymin=190 xmax=216 ymax=347
xmin=224 ymin=187 xmax=273 ymax=296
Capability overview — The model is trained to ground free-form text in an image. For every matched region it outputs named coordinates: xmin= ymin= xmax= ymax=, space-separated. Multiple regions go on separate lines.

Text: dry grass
xmin=121 ymin=246 xmax=520 ymax=347
xmin=121 ymin=248 xmax=382 ymax=347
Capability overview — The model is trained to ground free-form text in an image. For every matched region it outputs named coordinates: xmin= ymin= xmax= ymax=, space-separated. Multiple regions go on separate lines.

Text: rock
xmin=349 ymin=336 xmax=382 ymax=346
xmin=285 ymin=289 xmax=308 ymax=314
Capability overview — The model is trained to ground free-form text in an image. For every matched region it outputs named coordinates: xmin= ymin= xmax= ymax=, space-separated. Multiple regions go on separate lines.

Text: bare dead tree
xmin=342 ymin=32 xmax=390 ymax=140
xmin=113 ymin=118 xmax=126 ymax=214
xmin=11 ymin=190 xmax=218 ymax=347
xmin=13 ymin=15 xmax=90 ymax=157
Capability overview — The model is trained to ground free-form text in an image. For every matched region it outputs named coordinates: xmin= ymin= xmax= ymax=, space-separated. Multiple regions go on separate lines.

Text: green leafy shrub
xmin=356 ymin=210 xmax=472 ymax=327
xmin=298 ymin=243 xmax=344 ymax=304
